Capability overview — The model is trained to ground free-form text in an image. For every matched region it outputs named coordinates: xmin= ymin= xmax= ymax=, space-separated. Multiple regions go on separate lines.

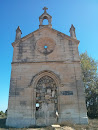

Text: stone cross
xmin=43 ymin=7 xmax=48 ymax=13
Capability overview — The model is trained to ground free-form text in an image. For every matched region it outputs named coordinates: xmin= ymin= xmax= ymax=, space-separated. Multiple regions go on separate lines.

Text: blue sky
xmin=0 ymin=0 xmax=98 ymax=112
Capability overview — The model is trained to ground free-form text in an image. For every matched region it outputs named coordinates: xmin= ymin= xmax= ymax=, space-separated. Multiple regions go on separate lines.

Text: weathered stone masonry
xmin=6 ymin=7 xmax=88 ymax=128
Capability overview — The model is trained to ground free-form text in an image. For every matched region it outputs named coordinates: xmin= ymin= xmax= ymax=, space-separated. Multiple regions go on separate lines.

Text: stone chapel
xmin=6 ymin=7 xmax=88 ymax=128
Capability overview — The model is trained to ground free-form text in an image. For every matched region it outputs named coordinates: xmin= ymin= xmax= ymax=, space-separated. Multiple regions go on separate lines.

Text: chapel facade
xmin=6 ymin=7 xmax=88 ymax=128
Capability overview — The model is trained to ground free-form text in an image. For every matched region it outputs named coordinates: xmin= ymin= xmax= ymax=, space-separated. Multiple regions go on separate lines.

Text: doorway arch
xmin=31 ymin=70 xmax=61 ymax=126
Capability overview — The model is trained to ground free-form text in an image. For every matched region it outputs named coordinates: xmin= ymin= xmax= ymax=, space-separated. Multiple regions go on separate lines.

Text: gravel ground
xmin=0 ymin=118 xmax=98 ymax=130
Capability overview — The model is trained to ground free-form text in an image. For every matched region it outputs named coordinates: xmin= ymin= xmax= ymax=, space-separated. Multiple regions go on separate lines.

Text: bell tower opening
xmin=39 ymin=7 xmax=52 ymax=28
xmin=43 ymin=19 xmax=48 ymax=25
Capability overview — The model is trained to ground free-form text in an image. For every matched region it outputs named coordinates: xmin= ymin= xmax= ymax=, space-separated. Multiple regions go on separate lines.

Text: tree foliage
xmin=80 ymin=51 xmax=98 ymax=118
xmin=0 ymin=111 xmax=5 ymax=118
xmin=0 ymin=110 xmax=7 ymax=118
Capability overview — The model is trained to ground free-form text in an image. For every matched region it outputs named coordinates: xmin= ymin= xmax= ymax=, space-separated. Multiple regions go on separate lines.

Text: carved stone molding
xmin=36 ymin=37 xmax=56 ymax=55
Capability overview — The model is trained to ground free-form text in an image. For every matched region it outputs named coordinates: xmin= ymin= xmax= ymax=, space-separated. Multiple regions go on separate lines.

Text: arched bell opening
xmin=42 ymin=18 xmax=49 ymax=25
xmin=39 ymin=7 xmax=52 ymax=28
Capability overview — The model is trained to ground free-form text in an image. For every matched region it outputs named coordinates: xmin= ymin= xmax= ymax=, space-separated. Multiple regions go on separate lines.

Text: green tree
xmin=0 ymin=111 xmax=5 ymax=117
xmin=80 ymin=51 xmax=98 ymax=118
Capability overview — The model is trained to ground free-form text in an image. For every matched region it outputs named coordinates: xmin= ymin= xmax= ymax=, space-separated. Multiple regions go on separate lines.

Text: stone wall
xmin=6 ymin=27 xmax=88 ymax=128
xmin=12 ymin=28 xmax=80 ymax=63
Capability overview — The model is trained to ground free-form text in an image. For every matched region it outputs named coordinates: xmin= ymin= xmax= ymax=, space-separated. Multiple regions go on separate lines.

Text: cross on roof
xmin=43 ymin=7 xmax=48 ymax=13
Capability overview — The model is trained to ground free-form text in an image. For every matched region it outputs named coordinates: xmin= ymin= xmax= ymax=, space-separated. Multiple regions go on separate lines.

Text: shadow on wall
xmin=0 ymin=118 xmax=7 ymax=128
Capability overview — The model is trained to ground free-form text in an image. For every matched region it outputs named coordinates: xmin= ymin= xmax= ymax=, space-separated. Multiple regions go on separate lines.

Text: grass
xmin=59 ymin=119 xmax=98 ymax=130
xmin=0 ymin=118 xmax=98 ymax=130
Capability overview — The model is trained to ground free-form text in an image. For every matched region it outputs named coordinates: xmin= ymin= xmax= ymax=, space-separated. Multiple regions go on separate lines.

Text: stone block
xmin=47 ymin=89 xmax=51 ymax=93
xmin=45 ymin=95 xmax=51 ymax=99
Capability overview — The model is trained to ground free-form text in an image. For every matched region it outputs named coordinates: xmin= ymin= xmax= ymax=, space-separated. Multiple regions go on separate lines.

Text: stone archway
xmin=31 ymin=70 xmax=60 ymax=126
xmin=35 ymin=75 xmax=58 ymax=126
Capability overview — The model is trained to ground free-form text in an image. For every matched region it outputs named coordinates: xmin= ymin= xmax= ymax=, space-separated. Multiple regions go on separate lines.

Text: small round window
xmin=44 ymin=45 xmax=48 ymax=49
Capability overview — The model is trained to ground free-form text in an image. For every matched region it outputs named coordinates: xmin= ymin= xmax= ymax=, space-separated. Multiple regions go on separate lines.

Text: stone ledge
xmin=11 ymin=60 xmax=80 ymax=64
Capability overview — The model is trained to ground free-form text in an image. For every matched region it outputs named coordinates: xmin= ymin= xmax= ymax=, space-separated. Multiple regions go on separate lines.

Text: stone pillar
xmin=15 ymin=26 xmax=22 ymax=41
xmin=69 ymin=24 xmax=76 ymax=39
xmin=39 ymin=18 xmax=43 ymax=25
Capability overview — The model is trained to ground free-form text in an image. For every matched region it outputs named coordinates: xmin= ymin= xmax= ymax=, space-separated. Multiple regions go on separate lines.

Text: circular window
xmin=44 ymin=45 xmax=48 ymax=49
xmin=37 ymin=37 xmax=55 ymax=55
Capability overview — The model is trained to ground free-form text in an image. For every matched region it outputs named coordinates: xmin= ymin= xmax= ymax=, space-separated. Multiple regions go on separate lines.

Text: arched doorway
xmin=35 ymin=75 xmax=58 ymax=126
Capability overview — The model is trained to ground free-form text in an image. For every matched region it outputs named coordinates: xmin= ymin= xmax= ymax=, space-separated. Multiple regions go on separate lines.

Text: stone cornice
xmin=11 ymin=60 xmax=80 ymax=65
